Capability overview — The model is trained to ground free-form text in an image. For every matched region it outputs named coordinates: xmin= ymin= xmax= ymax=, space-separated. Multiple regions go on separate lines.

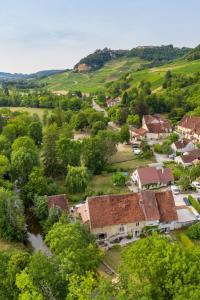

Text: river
xmin=26 ymin=209 xmax=51 ymax=256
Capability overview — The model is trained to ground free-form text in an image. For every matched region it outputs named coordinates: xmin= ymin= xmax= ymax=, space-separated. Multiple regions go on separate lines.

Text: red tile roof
xmin=156 ymin=191 xmax=178 ymax=222
xmin=179 ymin=115 xmax=200 ymax=131
xmin=86 ymin=190 xmax=177 ymax=229
xmin=143 ymin=115 xmax=172 ymax=134
xmin=48 ymin=194 xmax=69 ymax=212
xmin=137 ymin=167 xmax=174 ymax=186
xmin=88 ymin=193 xmax=145 ymax=228
xmin=174 ymin=139 xmax=190 ymax=150
xmin=180 ymin=149 xmax=200 ymax=164
xmin=131 ymin=127 xmax=147 ymax=137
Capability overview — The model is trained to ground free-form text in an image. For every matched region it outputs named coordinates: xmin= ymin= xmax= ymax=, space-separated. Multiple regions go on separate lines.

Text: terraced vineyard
xmin=39 ymin=57 xmax=200 ymax=94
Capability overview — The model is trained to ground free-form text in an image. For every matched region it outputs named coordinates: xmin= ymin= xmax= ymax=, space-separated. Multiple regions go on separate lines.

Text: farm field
xmin=0 ymin=107 xmax=51 ymax=120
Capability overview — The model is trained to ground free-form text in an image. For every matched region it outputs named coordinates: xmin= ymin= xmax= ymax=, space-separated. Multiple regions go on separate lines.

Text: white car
xmin=171 ymin=185 xmax=180 ymax=195
xmin=191 ymin=181 xmax=200 ymax=189
xmin=133 ymin=149 xmax=142 ymax=155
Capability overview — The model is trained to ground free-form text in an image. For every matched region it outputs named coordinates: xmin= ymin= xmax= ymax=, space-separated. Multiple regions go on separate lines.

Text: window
xmin=136 ymin=222 xmax=139 ymax=226
xmin=119 ymin=225 xmax=125 ymax=232
xmin=98 ymin=233 xmax=107 ymax=240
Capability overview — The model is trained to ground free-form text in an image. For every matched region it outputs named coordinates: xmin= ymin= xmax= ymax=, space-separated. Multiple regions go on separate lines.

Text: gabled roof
xmin=179 ymin=115 xmax=200 ymax=131
xmin=130 ymin=127 xmax=147 ymax=137
xmin=180 ymin=149 xmax=200 ymax=164
xmin=84 ymin=190 xmax=177 ymax=229
xmin=173 ymin=139 xmax=190 ymax=150
xmin=143 ymin=115 xmax=172 ymax=133
xmin=136 ymin=167 xmax=174 ymax=186
xmin=87 ymin=193 xmax=145 ymax=228
xmin=155 ymin=191 xmax=178 ymax=222
xmin=48 ymin=194 xmax=69 ymax=212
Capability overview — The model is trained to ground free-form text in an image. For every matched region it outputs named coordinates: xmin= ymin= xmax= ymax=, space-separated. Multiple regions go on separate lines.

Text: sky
xmin=0 ymin=0 xmax=199 ymax=73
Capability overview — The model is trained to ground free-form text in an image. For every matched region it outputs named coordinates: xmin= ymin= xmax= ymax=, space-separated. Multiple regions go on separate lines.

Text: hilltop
xmin=38 ymin=50 xmax=200 ymax=94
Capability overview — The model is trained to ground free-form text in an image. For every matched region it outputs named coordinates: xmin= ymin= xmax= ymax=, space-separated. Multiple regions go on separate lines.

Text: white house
xmin=177 ymin=116 xmax=200 ymax=143
xmin=171 ymin=139 xmax=196 ymax=154
xmin=142 ymin=114 xmax=172 ymax=140
xmin=76 ymin=190 xmax=178 ymax=242
xmin=132 ymin=166 xmax=174 ymax=190
xmin=175 ymin=149 xmax=200 ymax=167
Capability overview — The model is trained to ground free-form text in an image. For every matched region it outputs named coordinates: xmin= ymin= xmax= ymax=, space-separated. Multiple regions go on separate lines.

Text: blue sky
xmin=0 ymin=0 xmax=199 ymax=73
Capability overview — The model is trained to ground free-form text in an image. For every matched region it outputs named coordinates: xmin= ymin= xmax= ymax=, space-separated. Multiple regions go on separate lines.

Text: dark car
xmin=183 ymin=197 xmax=190 ymax=206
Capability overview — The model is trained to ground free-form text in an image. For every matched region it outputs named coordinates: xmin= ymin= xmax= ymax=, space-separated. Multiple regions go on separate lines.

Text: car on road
xmin=171 ymin=185 xmax=180 ymax=195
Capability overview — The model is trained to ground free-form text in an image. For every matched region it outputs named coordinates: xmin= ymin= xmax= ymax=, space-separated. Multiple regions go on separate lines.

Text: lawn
xmin=109 ymin=144 xmax=155 ymax=171
xmin=89 ymin=173 xmax=129 ymax=195
xmin=0 ymin=106 xmax=51 ymax=120
xmin=0 ymin=239 xmax=26 ymax=252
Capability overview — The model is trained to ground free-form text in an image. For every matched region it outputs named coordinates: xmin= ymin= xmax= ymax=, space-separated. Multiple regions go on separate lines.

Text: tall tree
xmin=42 ymin=124 xmax=59 ymax=177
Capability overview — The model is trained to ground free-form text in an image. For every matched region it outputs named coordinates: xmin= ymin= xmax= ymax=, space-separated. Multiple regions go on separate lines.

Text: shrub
xmin=188 ymin=195 xmax=200 ymax=214
xmin=180 ymin=233 xmax=194 ymax=248
xmin=187 ymin=222 xmax=200 ymax=239
xmin=112 ymin=172 xmax=126 ymax=186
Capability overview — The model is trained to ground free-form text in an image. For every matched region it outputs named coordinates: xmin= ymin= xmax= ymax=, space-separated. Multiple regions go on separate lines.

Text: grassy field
xmin=38 ymin=58 xmax=200 ymax=93
xmin=0 ymin=106 xmax=51 ymax=120
xmin=38 ymin=57 xmax=148 ymax=93
xmin=109 ymin=144 xmax=155 ymax=171
xmin=0 ymin=239 xmax=26 ymax=252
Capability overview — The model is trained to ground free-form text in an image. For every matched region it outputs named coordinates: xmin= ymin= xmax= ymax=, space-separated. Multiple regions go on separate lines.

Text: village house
xmin=175 ymin=149 xmax=200 ymax=167
xmin=177 ymin=115 xmax=200 ymax=143
xmin=129 ymin=126 xmax=147 ymax=142
xmin=142 ymin=114 xmax=172 ymax=140
xmin=48 ymin=194 xmax=69 ymax=212
xmin=77 ymin=190 xmax=178 ymax=242
xmin=132 ymin=166 xmax=174 ymax=190
xmin=106 ymin=97 xmax=121 ymax=108
xmin=171 ymin=139 xmax=196 ymax=154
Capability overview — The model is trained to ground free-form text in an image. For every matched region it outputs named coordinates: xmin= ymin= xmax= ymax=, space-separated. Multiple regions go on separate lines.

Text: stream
xmin=25 ymin=209 xmax=51 ymax=256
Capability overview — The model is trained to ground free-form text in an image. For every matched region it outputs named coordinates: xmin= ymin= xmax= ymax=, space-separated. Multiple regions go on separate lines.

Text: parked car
xmin=197 ymin=197 xmax=200 ymax=204
xmin=169 ymin=154 xmax=175 ymax=160
xmin=171 ymin=185 xmax=180 ymax=195
xmin=133 ymin=149 xmax=142 ymax=155
xmin=183 ymin=197 xmax=190 ymax=206
xmin=191 ymin=181 xmax=200 ymax=189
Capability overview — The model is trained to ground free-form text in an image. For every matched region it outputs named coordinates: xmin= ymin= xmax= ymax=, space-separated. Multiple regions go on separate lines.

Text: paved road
xmin=92 ymin=100 xmax=108 ymax=117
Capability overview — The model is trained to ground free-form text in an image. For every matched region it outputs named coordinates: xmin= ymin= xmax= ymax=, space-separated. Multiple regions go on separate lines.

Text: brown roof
xmin=179 ymin=115 xmax=200 ymax=131
xmin=48 ymin=194 xmax=69 ymax=212
xmin=140 ymin=190 xmax=160 ymax=221
xmin=137 ymin=167 xmax=174 ymax=186
xmin=88 ymin=193 xmax=145 ymax=228
xmin=86 ymin=190 xmax=177 ymax=229
xmin=143 ymin=115 xmax=172 ymax=134
xmin=155 ymin=191 xmax=178 ymax=222
xmin=180 ymin=149 xmax=200 ymax=164
xmin=174 ymin=139 xmax=190 ymax=150
xmin=131 ymin=127 xmax=147 ymax=137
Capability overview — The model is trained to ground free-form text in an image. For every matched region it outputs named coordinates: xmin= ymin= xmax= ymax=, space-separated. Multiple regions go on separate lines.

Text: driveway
xmin=154 ymin=152 xmax=172 ymax=164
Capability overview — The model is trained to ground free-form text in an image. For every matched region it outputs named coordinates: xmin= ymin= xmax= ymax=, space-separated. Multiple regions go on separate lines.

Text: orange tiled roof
xmin=179 ymin=115 xmax=200 ymax=131
xmin=86 ymin=190 xmax=177 ymax=229
xmin=137 ymin=167 xmax=174 ymax=186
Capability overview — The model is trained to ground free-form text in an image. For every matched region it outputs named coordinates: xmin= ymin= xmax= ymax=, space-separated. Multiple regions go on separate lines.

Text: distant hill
xmin=74 ymin=48 xmax=128 ymax=72
xmin=38 ymin=55 xmax=200 ymax=93
xmin=74 ymin=45 xmax=191 ymax=73
xmin=185 ymin=44 xmax=200 ymax=61
xmin=0 ymin=69 xmax=66 ymax=81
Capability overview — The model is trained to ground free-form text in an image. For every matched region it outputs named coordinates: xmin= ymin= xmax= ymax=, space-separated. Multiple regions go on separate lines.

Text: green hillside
xmin=39 ymin=57 xmax=200 ymax=94
xmin=38 ymin=57 xmax=149 ymax=93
